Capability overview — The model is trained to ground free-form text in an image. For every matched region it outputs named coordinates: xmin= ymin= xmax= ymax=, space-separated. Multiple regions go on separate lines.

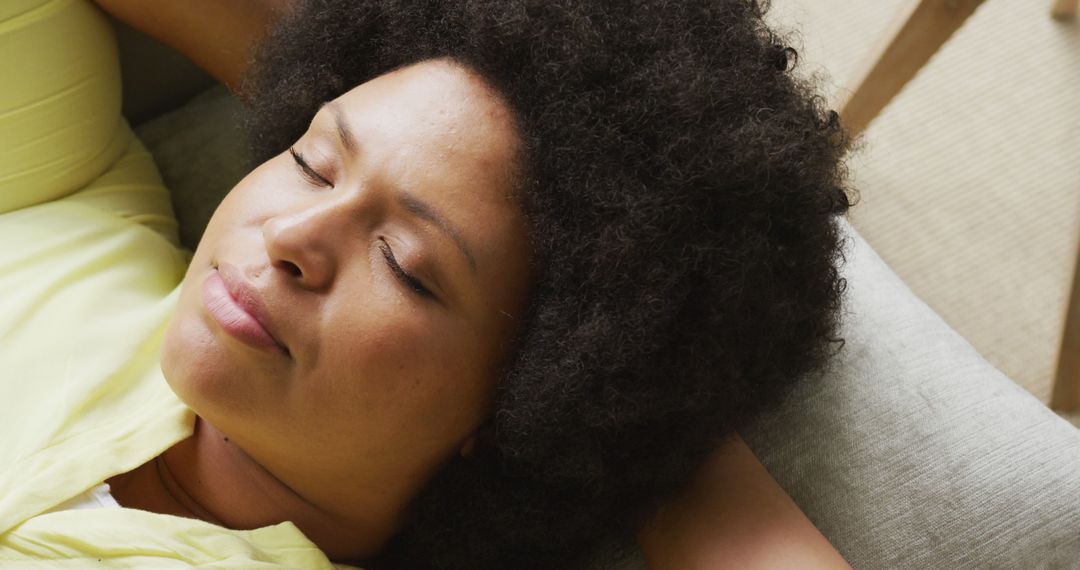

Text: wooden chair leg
xmin=835 ymin=0 xmax=986 ymax=140
xmin=1052 ymin=236 xmax=1080 ymax=412
xmin=1052 ymin=0 xmax=1078 ymax=21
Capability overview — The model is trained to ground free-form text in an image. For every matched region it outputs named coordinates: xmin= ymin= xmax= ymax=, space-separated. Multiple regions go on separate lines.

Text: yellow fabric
xmin=0 ymin=1 xmax=355 ymax=567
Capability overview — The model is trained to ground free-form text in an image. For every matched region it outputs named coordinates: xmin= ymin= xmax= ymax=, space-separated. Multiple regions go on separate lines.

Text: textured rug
xmin=767 ymin=0 xmax=1080 ymax=427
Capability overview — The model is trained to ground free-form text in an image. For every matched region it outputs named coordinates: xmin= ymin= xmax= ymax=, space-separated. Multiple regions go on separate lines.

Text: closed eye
xmin=289 ymin=147 xmax=333 ymax=187
xmin=378 ymin=240 xmax=435 ymax=300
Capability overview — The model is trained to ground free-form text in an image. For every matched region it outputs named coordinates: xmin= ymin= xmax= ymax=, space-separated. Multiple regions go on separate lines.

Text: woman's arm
xmin=90 ymin=0 xmax=292 ymax=94
xmin=637 ymin=435 xmax=853 ymax=570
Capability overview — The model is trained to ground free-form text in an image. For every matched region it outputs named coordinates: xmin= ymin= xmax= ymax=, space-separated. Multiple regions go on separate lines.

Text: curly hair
xmin=241 ymin=0 xmax=856 ymax=568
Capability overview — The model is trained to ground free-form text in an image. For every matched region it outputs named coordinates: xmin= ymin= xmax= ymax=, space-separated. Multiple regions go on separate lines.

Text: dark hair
xmin=242 ymin=1 xmax=856 ymax=568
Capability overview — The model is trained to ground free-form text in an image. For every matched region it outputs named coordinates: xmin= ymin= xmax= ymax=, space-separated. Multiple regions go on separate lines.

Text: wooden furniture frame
xmin=834 ymin=0 xmax=1080 ymax=412
xmin=1053 ymin=0 xmax=1079 ymax=20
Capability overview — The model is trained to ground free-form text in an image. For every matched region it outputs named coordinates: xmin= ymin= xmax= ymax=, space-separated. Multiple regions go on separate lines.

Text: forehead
xmin=324 ymin=59 xmax=521 ymax=195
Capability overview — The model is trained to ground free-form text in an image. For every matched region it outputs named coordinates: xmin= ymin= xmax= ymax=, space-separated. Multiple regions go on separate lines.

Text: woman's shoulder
xmin=637 ymin=435 xmax=854 ymax=570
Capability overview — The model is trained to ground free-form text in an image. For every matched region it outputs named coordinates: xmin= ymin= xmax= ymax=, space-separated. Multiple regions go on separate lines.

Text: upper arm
xmin=636 ymin=435 xmax=853 ymax=570
xmin=90 ymin=0 xmax=293 ymax=94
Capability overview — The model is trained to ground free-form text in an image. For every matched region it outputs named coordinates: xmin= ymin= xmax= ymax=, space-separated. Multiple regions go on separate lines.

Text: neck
xmin=106 ymin=416 xmax=404 ymax=561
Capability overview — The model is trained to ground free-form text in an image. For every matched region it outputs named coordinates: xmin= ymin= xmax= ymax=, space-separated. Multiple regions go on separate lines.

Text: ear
xmin=459 ymin=419 xmax=495 ymax=458
xmin=459 ymin=433 xmax=479 ymax=458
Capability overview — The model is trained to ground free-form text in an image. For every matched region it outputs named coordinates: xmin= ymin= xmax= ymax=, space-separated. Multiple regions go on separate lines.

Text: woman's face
xmin=162 ymin=59 xmax=530 ymax=527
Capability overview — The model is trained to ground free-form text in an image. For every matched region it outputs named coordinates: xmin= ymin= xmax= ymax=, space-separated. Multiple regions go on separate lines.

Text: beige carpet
xmin=766 ymin=0 xmax=1080 ymax=428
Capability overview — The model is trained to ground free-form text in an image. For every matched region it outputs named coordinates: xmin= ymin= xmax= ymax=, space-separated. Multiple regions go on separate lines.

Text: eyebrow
xmin=321 ymin=101 xmax=478 ymax=275
xmin=398 ymin=192 xmax=478 ymax=274
xmin=325 ymin=102 xmax=358 ymax=155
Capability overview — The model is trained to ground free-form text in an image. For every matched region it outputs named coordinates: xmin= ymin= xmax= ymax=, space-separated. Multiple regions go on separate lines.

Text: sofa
xmin=114 ymin=19 xmax=1080 ymax=570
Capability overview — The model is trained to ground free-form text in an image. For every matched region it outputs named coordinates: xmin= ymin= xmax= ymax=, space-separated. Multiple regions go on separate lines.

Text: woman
xmin=0 ymin=0 xmax=854 ymax=567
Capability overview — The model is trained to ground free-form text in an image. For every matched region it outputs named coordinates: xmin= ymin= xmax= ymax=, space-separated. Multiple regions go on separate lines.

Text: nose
xmin=262 ymin=194 xmax=359 ymax=291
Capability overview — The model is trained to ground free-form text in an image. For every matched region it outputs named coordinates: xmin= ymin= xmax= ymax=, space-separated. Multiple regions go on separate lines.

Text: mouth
xmin=202 ymin=264 xmax=290 ymax=357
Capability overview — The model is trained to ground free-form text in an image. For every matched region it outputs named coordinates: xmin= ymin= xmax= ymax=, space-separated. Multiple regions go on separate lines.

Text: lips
xmin=202 ymin=263 xmax=289 ymax=356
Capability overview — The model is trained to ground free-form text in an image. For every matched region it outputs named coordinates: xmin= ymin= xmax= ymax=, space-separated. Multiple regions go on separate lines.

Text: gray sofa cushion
xmin=134 ymin=85 xmax=247 ymax=250
xmin=742 ymin=217 xmax=1080 ymax=569
xmin=135 ymin=86 xmax=1080 ymax=570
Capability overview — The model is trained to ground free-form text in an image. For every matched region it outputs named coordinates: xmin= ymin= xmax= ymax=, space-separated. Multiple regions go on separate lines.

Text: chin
xmin=162 ymin=298 xmax=272 ymax=433
xmin=161 ymin=308 xmax=203 ymax=410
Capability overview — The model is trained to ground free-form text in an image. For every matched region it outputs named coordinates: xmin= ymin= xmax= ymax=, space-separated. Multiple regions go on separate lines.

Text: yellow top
xmin=0 ymin=0 xmax=357 ymax=566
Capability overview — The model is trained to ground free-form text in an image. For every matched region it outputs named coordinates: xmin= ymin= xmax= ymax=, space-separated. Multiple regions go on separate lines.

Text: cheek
xmin=199 ymin=156 xmax=295 ymax=241
xmin=314 ymin=308 xmax=433 ymax=405
xmin=305 ymin=306 xmax=490 ymax=435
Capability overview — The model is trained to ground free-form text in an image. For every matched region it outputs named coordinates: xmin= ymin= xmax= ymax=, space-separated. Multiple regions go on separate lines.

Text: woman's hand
xmin=90 ymin=0 xmax=293 ymax=94
xmin=637 ymin=435 xmax=853 ymax=570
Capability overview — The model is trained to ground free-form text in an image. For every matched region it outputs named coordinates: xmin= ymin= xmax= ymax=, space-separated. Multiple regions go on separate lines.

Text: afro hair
xmin=241 ymin=1 xmax=856 ymax=568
